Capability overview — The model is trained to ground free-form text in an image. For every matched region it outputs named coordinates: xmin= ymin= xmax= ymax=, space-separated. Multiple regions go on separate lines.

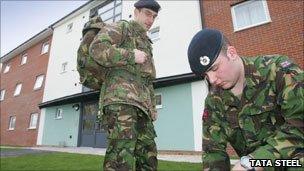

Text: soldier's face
xmin=205 ymin=47 xmax=241 ymax=89
xmin=134 ymin=8 xmax=158 ymax=31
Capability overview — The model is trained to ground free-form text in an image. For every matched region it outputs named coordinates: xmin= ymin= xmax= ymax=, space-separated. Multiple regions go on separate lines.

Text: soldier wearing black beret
xmin=134 ymin=0 xmax=161 ymax=13
xmin=188 ymin=29 xmax=304 ymax=170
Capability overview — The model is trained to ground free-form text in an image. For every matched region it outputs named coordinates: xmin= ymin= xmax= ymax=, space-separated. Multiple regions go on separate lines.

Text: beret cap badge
xmin=200 ymin=56 xmax=210 ymax=66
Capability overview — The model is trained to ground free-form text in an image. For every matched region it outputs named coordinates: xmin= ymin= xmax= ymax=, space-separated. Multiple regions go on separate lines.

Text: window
xmin=3 ymin=64 xmax=10 ymax=73
xmin=231 ymin=0 xmax=271 ymax=31
xmin=55 ymin=108 xmax=63 ymax=119
xmin=61 ymin=62 xmax=68 ymax=73
xmin=148 ymin=27 xmax=160 ymax=41
xmin=41 ymin=42 xmax=49 ymax=54
xmin=29 ymin=113 xmax=38 ymax=129
xmin=0 ymin=63 xmax=2 ymax=71
xmin=14 ymin=83 xmax=22 ymax=96
xmin=155 ymin=94 xmax=162 ymax=109
xmin=0 ymin=89 xmax=5 ymax=101
xmin=66 ymin=23 xmax=73 ymax=33
xmin=8 ymin=116 xmax=16 ymax=130
xmin=21 ymin=54 xmax=27 ymax=65
xmin=33 ymin=75 xmax=44 ymax=90
xmin=96 ymin=0 xmax=122 ymax=24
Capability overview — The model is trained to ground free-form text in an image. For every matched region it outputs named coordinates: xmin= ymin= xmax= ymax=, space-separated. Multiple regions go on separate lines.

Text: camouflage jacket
xmin=203 ymin=55 xmax=304 ymax=170
xmin=89 ymin=20 xmax=156 ymax=120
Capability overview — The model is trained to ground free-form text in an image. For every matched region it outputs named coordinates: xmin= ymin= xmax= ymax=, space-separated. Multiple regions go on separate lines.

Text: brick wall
xmin=201 ymin=0 xmax=303 ymax=68
xmin=0 ymin=36 xmax=52 ymax=146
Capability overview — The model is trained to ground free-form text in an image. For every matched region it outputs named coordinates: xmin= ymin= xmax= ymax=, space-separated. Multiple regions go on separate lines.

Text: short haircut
xmin=220 ymin=35 xmax=231 ymax=56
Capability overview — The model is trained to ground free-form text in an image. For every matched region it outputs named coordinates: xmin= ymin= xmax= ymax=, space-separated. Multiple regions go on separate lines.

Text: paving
xmin=1 ymin=146 xmax=238 ymax=164
xmin=0 ymin=148 xmax=53 ymax=158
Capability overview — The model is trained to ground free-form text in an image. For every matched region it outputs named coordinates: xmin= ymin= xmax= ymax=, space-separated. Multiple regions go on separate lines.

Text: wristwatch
xmin=240 ymin=156 xmax=255 ymax=171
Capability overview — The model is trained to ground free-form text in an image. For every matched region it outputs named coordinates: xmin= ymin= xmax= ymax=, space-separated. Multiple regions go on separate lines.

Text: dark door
xmin=80 ymin=102 xmax=107 ymax=148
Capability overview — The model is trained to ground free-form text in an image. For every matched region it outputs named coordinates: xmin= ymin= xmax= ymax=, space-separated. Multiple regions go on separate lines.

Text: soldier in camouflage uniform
xmin=187 ymin=29 xmax=304 ymax=171
xmin=88 ymin=0 xmax=161 ymax=170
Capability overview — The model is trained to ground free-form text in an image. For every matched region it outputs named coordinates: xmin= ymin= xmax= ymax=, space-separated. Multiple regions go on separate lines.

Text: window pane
xmin=21 ymin=54 xmax=27 ymax=65
xmin=249 ymin=1 xmax=267 ymax=24
xmin=30 ymin=113 xmax=38 ymax=128
xmin=148 ymin=27 xmax=160 ymax=40
xmin=41 ymin=43 xmax=49 ymax=54
xmin=98 ymin=1 xmax=114 ymax=14
xmin=3 ymin=65 xmax=10 ymax=73
xmin=9 ymin=116 xmax=16 ymax=130
xmin=55 ymin=109 xmax=63 ymax=119
xmin=234 ymin=4 xmax=250 ymax=29
xmin=61 ymin=62 xmax=68 ymax=73
xmin=14 ymin=84 xmax=22 ymax=96
xmin=0 ymin=89 xmax=5 ymax=101
xmin=100 ymin=9 xmax=114 ymax=21
xmin=34 ymin=75 xmax=44 ymax=90
xmin=114 ymin=4 xmax=122 ymax=15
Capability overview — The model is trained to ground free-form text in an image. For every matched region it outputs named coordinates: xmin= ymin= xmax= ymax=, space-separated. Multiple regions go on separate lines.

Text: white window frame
xmin=14 ymin=83 xmax=22 ymax=96
xmin=20 ymin=53 xmax=27 ymax=65
xmin=33 ymin=75 xmax=45 ymax=90
xmin=66 ymin=23 xmax=73 ymax=33
xmin=41 ymin=42 xmax=49 ymax=54
xmin=3 ymin=64 xmax=10 ymax=73
xmin=55 ymin=108 xmax=63 ymax=119
xmin=0 ymin=89 xmax=5 ymax=101
xmin=155 ymin=93 xmax=162 ymax=109
xmin=61 ymin=62 xmax=68 ymax=73
xmin=148 ymin=26 xmax=160 ymax=42
xmin=231 ymin=0 xmax=271 ymax=32
xmin=29 ymin=113 xmax=38 ymax=129
xmin=0 ymin=63 xmax=3 ymax=71
xmin=8 ymin=116 xmax=16 ymax=130
xmin=97 ymin=0 xmax=122 ymax=24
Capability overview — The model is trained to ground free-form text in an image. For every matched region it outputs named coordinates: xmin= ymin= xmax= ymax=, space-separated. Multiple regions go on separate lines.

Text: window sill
xmin=156 ymin=105 xmax=162 ymax=109
xmin=40 ymin=52 xmax=48 ymax=56
xmin=7 ymin=128 xmax=15 ymax=131
xmin=55 ymin=117 xmax=63 ymax=120
xmin=28 ymin=127 xmax=37 ymax=130
xmin=233 ymin=20 xmax=272 ymax=32
xmin=33 ymin=87 xmax=42 ymax=91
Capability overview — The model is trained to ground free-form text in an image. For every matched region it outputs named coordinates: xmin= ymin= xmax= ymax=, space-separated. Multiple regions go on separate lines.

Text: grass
xmin=0 ymin=148 xmax=202 ymax=171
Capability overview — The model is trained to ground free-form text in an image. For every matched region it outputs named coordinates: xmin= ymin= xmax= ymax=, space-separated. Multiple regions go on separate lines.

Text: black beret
xmin=134 ymin=0 xmax=161 ymax=13
xmin=187 ymin=28 xmax=223 ymax=76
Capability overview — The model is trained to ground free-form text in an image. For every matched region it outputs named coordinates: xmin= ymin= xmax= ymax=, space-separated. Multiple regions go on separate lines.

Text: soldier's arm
xmin=89 ymin=21 xmax=136 ymax=67
xmin=203 ymin=96 xmax=231 ymax=170
xmin=249 ymin=56 xmax=304 ymax=160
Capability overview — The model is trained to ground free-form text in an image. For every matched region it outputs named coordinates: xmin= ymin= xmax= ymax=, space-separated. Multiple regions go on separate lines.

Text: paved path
xmin=1 ymin=148 xmax=53 ymax=158
xmin=2 ymin=146 xmax=238 ymax=164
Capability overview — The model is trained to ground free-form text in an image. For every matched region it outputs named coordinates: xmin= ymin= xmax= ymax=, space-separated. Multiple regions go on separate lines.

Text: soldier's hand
xmin=134 ymin=49 xmax=147 ymax=64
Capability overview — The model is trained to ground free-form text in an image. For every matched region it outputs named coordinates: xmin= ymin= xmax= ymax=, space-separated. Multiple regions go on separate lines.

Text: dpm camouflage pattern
xmin=88 ymin=20 xmax=158 ymax=171
xmin=103 ymin=104 xmax=157 ymax=171
xmin=203 ymin=55 xmax=304 ymax=171
xmin=77 ymin=16 xmax=106 ymax=90
xmin=89 ymin=20 xmax=157 ymax=121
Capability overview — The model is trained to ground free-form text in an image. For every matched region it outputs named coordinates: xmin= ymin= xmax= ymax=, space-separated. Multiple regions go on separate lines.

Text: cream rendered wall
xmin=42 ymin=11 xmax=90 ymax=102
xmin=121 ymin=0 xmax=202 ymax=78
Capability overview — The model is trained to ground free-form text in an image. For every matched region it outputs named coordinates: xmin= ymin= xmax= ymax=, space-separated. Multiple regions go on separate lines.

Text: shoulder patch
xmin=280 ymin=60 xmax=291 ymax=68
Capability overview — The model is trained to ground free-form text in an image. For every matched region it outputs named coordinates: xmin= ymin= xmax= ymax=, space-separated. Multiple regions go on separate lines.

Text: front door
xmin=80 ymin=102 xmax=107 ymax=148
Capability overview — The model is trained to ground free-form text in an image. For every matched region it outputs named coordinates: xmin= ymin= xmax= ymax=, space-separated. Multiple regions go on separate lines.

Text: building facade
xmin=0 ymin=29 xmax=52 ymax=146
xmin=37 ymin=0 xmax=205 ymax=151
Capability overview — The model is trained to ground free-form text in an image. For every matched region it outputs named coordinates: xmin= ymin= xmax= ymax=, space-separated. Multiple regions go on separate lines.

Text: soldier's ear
xmin=227 ymin=46 xmax=238 ymax=60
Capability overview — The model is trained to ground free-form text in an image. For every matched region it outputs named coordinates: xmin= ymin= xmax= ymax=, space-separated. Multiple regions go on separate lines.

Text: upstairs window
xmin=231 ymin=0 xmax=271 ymax=31
xmin=33 ymin=75 xmax=45 ymax=90
xmin=0 ymin=89 xmax=5 ymax=101
xmin=41 ymin=42 xmax=49 ymax=54
xmin=66 ymin=23 xmax=73 ymax=33
xmin=14 ymin=83 xmax=22 ymax=96
xmin=96 ymin=0 xmax=122 ymax=24
xmin=21 ymin=53 xmax=27 ymax=65
xmin=3 ymin=64 xmax=10 ymax=73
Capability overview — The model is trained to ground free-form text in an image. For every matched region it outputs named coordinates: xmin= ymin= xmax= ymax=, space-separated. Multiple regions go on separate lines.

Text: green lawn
xmin=0 ymin=149 xmax=202 ymax=171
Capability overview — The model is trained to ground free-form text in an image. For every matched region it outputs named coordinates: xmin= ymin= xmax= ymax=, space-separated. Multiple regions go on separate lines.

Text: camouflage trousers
xmin=102 ymin=104 xmax=157 ymax=171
